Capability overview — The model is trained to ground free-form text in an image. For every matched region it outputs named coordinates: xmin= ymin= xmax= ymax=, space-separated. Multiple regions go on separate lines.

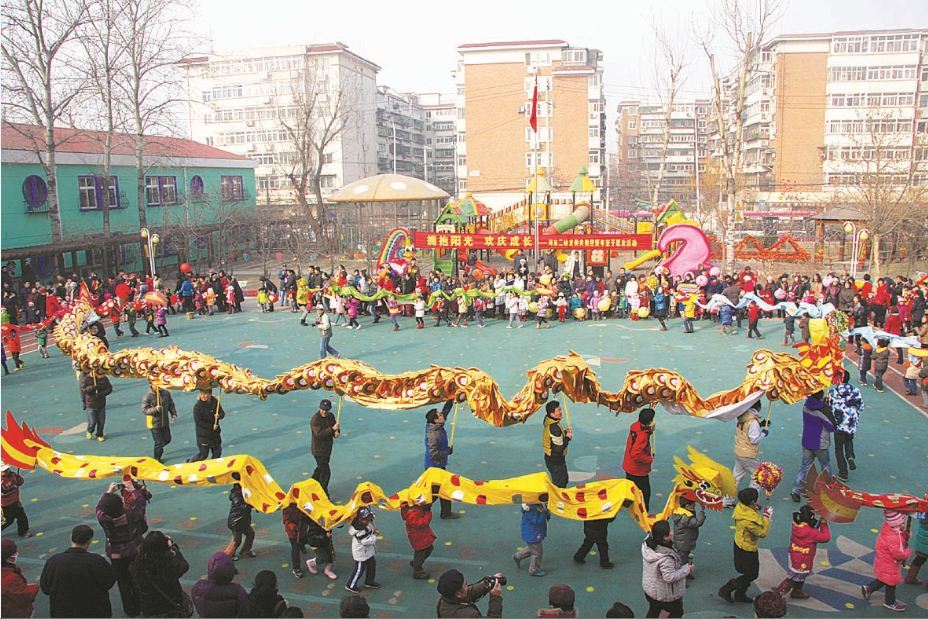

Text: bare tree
xmin=2 ymin=0 xmax=92 ymax=243
xmin=696 ymin=0 xmax=782 ymax=266
xmin=112 ymin=0 xmax=191 ymax=269
xmin=650 ymin=21 xmax=687 ymax=208
xmin=76 ymin=0 xmax=133 ymax=275
xmin=832 ymin=109 xmax=928 ymax=277
xmin=273 ymin=61 xmax=356 ymax=261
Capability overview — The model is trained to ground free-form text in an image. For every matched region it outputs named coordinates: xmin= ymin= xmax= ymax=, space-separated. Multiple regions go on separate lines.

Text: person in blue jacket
xmin=513 ymin=503 xmax=550 ymax=576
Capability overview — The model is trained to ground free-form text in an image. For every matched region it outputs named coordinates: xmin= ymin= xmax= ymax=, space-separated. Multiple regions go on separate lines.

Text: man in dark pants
xmin=141 ymin=382 xmax=177 ymax=462
xmin=310 ymin=399 xmax=340 ymax=493
xmin=190 ymin=389 xmax=225 ymax=461
xmin=40 ymin=525 xmax=116 ymax=618
xmin=541 ymin=401 xmax=572 ymax=487
xmin=573 ymin=514 xmax=616 ymax=568
xmin=80 ymin=371 xmax=113 ymax=441
xmin=425 ymin=400 xmax=459 ymax=519
xmin=623 ymin=408 xmax=655 ymax=511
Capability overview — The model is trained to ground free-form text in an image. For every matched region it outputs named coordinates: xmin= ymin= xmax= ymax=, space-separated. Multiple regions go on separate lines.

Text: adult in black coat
xmin=40 ymin=525 xmax=116 ymax=618
xmin=190 ymin=388 xmax=226 ymax=461
xmin=128 ymin=531 xmax=190 ymax=617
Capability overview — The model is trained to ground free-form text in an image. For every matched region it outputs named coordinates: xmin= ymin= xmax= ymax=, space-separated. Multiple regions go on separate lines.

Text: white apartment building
xmin=375 ymin=86 xmax=426 ymax=179
xmin=178 ymin=43 xmax=379 ymax=206
xmin=710 ymin=28 xmax=927 ymax=200
xmin=419 ymin=92 xmax=457 ymax=198
xmin=453 ymin=40 xmax=606 ymax=206
xmin=615 ymin=100 xmax=710 ymax=208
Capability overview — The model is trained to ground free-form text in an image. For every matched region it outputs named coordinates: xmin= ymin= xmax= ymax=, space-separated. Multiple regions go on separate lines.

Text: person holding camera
xmin=142 ymin=382 xmax=177 ymax=463
xmin=311 ymin=399 xmax=340 ymax=494
xmin=723 ymin=401 xmax=769 ymax=508
xmin=436 ymin=569 xmax=503 ymax=618
xmin=129 ymin=531 xmax=192 ymax=617
xmin=79 ymin=370 xmax=113 ymax=441
xmin=97 ymin=480 xmax=151 ymax=617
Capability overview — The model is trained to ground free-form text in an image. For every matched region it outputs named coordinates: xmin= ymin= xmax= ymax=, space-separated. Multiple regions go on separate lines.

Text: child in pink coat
xmin=861 ymin=510 xmax=912 ymax=612
xmin=346 ymin=297 xmax=361 ymax=330
xmin=775 ymin=505 xmax=831 ymax=599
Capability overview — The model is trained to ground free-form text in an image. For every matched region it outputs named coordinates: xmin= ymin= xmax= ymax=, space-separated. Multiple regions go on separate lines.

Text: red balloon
xmin=179 ymin=262 xmax=192 ymax=274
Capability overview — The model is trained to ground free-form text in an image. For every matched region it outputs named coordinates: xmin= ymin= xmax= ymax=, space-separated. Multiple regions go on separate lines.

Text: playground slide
xmin=544 ymin=204 xmax=590 ymax=235
xmin=623 ymin=249 xmax=662 ymax=271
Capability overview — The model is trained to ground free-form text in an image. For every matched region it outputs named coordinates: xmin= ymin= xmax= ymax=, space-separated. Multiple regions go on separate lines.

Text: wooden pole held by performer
xmin=449 ymin=401 xmax=460 ymax=447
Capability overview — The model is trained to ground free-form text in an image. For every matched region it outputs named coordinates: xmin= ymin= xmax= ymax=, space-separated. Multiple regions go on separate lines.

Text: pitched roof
xmin=1 ymin=122 xmax=248 ymax=160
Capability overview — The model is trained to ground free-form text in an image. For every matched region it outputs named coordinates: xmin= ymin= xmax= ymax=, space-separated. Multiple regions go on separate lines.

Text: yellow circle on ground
xmin=820 ymin=561 xmax=830 ymax=566
xmin=506 ymin=585 xmax=515 ymax=591
xmin=845 ymin=602 xmax=855 ymax=609
xmin=871 ymin=528 xmax=878 ymax=533
xmin=586 ymin=586 xmax=595 ymax=593
xmin=444 ymin=541 xmax=453 ymax=546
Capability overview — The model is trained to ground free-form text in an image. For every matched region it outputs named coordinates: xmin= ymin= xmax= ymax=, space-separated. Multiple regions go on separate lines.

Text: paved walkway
xmin=3 ymin=307 xmax=927 ymax=617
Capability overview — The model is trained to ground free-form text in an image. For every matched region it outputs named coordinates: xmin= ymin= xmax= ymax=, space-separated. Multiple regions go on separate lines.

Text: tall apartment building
xmin=178 ymin=43 xmax=379 ymax=207
xmin=711 ymin=27 xmax=928 ymax=211
xmin=614 ymin=100 xmax=710 ymax=208
xmin=454 ymin=40 xmax=607 ymax=204
xmin=376 ymin=86 xmax=425 ymax=178
xmin=419 ymin=92 xmax=458 ymax=198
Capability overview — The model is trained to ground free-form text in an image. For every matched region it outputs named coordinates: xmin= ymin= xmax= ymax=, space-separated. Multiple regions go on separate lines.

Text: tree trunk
xmin=44 ymin=124 xmax=63 ymax=242
xmin=872 ymin=233 xmax=881 ymax=279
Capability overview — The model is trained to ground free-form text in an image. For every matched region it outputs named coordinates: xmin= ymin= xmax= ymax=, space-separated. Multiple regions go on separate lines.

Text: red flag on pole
xmin=529 ymin=77 xmax=538 ymax=132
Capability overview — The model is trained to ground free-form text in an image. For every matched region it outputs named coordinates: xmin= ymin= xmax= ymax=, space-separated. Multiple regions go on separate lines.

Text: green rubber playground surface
xmin=3 ymin=306 xmax=927 ymax=617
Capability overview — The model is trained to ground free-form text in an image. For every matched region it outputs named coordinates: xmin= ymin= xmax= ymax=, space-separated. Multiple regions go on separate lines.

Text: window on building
xmin=145 ymin=176 xmax=178 ymax=206
xmin=322 ymin=153 xmax=334 ymax=164
xmin=190 ymin=175 xmax=204 ymax=200
xmin=628 ymin=149 xmax=638 ymax=159
xmin=221 ymin=175 xmax=244 ymax=201
xmin=628 ymin=121 xmax=637 ymax=129
xmin=589 ymin=151 xmax=601 ymax=165
xmin=79 ymin=175 xmax=120 ymax=210
xmin=22 ymin=175 xmax=48 ymax=212
xmin=320 ymin=175 xmax=337 ymax=189
xmin=588 ymin=126 xmax=600 ymax=138
xmin=457 ymin=155 xmax=467 ymax=166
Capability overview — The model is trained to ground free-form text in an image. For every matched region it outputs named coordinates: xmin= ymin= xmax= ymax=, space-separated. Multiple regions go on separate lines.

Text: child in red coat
xmin=862 ymin=510 xmax=912 ymax=612
xmin=775 ymin=505 xmax=830 ymax=599
xmin=400 ymin=499 xmax=436 ymax=579
xmin=884 ymin=307 xmax=904 ymax=364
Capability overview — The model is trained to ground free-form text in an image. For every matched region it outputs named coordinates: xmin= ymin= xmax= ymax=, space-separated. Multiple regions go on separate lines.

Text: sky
xmin=193 ymin=0 xmax=927 ymax=147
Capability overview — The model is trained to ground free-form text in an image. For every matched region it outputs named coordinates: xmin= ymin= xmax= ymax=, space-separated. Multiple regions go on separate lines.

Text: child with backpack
xmin=345 ymin=507 xmax=380 ymax=593
xmin=775 ymin=504 xmax=831 ymax=599
xmin=513 ymin=503 xmax=550 ymax=576
xmin=400 ymin=499 xmax=436 ymax=579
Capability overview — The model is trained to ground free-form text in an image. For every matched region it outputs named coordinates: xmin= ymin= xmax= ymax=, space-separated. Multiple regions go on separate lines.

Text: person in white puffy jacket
xmin=641 ymin=519 xmax=691 ymax=618
xmin=345 ymin=507 xmax=381 ymax=594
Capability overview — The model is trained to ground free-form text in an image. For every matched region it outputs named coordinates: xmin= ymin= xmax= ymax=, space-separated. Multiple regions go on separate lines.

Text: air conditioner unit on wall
xmin=517 ymin=106 xmax=526 ymax=114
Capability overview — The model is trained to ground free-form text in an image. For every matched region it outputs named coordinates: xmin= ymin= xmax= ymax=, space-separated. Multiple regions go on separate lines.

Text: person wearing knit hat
xmin=862 ymin=509 xmax=913 ymax=612
xmin=541 ymin=401 xmax=572 ymax=488
xmin=537 ymin=583 xmax=576 ymax=617
xmin=752 ymin=590 xmax=787 ymax=618
xmin=436 ymin=568 xmax=503 ymax=617
xmin=1 ymin=538 xmax=39 ymax=618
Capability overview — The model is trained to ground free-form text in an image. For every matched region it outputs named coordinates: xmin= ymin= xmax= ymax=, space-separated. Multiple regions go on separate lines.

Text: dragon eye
xmin=698 ymin=481 xmax=710 ymax=491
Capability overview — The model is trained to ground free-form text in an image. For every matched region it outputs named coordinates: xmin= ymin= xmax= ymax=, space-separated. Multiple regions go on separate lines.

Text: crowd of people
xmin=2 ymin=254 xmax=928 ymax=618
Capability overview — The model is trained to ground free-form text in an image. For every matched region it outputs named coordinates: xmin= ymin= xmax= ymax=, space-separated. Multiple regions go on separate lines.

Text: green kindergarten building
xmin=1 ymin=122 xmax=257 ymax=280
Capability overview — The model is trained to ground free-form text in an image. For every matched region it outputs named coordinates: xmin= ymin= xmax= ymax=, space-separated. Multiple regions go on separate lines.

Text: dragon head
xmin=2 ymin=411 xmax=50 ymax=470
xmin=672 ymin=446 xmax=737 ymax=511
